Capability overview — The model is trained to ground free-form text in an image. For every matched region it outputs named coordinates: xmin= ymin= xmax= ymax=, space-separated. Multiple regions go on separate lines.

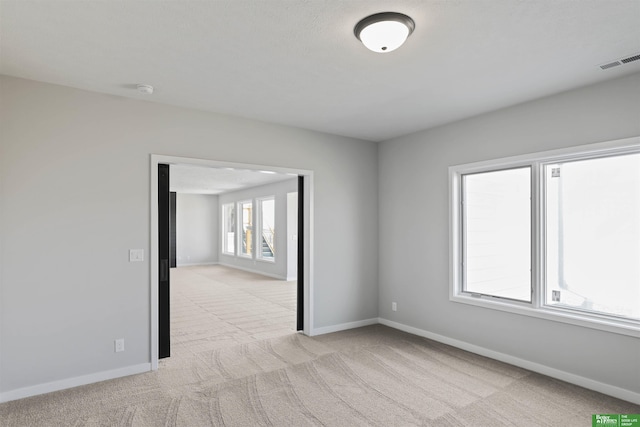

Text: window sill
xmin=450 ymin=293 xmax=640 ymax=338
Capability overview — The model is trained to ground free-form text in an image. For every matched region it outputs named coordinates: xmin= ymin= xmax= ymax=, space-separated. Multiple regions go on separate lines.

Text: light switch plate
xmin=129 ymin=249 xmax=144 ymax=262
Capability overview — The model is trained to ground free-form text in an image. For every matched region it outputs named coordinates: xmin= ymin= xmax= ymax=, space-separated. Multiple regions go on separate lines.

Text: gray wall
xmin=0 ymin=75 xmax=379 ymax=396
xmin=218 ymin=179 xmax=297 ymax=279
xmin=175 ymin=193 xmax=218 ymax=267
xmin=378 ymin=72 xmax=640 ymax=395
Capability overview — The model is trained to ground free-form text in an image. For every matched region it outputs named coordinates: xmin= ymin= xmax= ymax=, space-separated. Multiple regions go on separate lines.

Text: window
xmin=258 ymin=197 xmax=275 ymax=261
xmin=544 ymin=154 xmax=640 ymax=320
xmin=462 ymin=168 xmax=531 ymax=302
xmin=222 ymin=203 xmax=236 ymax=254
xmin=224 ymin=196 xmax=279 ymax=262
xmin=450 ymin=138 xmax=640 ymax=336
xmin=240 ymin=200 xmax=253 ymax=257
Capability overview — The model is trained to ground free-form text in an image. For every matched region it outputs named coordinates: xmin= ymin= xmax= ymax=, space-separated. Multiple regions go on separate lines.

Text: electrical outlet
xmin=392 ymin=302 xmax=397 ymax=312
xmin=115 ymin=339 xmax=125 ymax=353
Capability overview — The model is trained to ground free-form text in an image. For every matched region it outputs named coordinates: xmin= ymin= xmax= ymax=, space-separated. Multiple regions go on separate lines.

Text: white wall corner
xmin=310 ymin=318 xmax=379 ymax=336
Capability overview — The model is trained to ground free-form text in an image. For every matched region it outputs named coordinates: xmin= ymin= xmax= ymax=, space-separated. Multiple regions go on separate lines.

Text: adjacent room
xmin=167 ymin=164 xmax=300 ymax=358
xmin=0 ymin=0 xmax=639 ymax=425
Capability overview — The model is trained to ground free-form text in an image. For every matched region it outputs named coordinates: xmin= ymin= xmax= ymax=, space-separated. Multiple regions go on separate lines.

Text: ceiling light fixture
xmin=354 ymin=12 xmax=415 ymax=53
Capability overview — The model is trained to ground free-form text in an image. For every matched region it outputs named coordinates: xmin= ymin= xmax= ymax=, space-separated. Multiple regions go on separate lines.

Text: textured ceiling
xmin=1 ymin=0 xmax=639 ymax=142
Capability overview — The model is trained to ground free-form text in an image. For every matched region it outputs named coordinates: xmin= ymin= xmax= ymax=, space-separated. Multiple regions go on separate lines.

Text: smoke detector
xmin=136 ymin=84 xmax=154 ymax=94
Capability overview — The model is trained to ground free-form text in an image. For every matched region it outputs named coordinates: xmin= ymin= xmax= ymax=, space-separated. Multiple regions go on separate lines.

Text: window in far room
xmin=258 ymin=197 xmax=276 ymax=261
xmin=240 ymin=200 xmax=253 ymax=257
xmin=222 ymin=202 xmax=236 ymax=254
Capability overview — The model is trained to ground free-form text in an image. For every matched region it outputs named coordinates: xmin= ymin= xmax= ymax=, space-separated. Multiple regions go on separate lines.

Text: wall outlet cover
xmin=129 ymin=249 xmax=144 ymax=262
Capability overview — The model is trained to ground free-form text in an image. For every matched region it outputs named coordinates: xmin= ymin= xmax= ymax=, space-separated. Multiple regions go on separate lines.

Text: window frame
xmin=256 ymin=196 xmax=276 ymax=263
xmin=238 ymin=199 xmax=254 ymax=259
xmin=461 ymin=166 xmax=534 ymax=303
xmin=449 ymin=137 xmax=640 ymax=337
xmin=221 ymin=202 xmax=236 ymax=255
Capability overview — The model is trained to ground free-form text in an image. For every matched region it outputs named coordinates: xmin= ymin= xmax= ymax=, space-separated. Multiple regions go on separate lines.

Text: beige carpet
xmin=1 ymin=266 xmax=638 ymax=426
xmin=169 ymin=266 xmax=298 ymax=358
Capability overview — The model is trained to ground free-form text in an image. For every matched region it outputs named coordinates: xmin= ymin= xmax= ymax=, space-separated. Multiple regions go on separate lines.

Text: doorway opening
xmin=151 ymin=155 xmax=313 ymax=368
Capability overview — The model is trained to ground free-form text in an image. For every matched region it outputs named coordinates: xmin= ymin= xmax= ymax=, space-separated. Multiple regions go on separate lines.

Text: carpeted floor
xmin=1 ymin=266 xmax=638 ymax=426
xmin=169 ymin=266 xmax=298 ymax=358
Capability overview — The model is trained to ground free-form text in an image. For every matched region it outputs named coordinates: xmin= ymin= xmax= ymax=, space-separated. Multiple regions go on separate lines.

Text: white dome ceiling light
xmin=354 ymin=12 xmax=415 ymax=53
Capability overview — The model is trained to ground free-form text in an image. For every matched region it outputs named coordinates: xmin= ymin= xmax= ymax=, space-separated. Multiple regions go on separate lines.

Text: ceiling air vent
xmin=600 ymin=61 xmax=621 ymax=70
xmin=600 ymin=52 xmax=640 ymax=70
xmin=621 ymin=54 xmax=640 ymax=64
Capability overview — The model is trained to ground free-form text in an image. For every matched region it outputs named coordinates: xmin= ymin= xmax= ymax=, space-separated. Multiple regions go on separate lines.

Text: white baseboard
xmin=4 ymin=320 xmax=635 ymax=405
xmin=311 ymin=318 xmax=378 ymax=336
xmin=0 ymin=363 xmax=151 ymax=403
xmin=378 ymin=318 xmax=640 ymax=405
xmin=176 ymin=261 xmax=219 ymax=267
xmin=217 ymin=262 xmax=287 ymax=280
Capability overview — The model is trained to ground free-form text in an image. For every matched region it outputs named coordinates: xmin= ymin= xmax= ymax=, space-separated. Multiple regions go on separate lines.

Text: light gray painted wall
xmin=378 ymin=72 xmax=640 ymax=395
xmin=217 ymin=179 xmax=297 ymax=279
xmin=0 ymin=75 xmax=378 ymax=395
xmin=175 ymin=193 xmax=218 ymax=267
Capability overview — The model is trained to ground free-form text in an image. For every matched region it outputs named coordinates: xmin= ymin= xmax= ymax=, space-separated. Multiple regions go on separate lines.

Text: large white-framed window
xmin=257 ymin=197 xmax=276 ymax=262
xmin=239 ymin=200 xmax=254 ymax=258
xmin=450 ymin=137 xmax=640 ymax=337
xmin=221 ymin=202 xmax=236 ymax=255
xmin=462 ymin=167 xmax=532 ymax=302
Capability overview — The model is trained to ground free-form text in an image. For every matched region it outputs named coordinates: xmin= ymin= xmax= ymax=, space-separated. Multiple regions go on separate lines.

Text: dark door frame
xmin=150 ymin=155 xmax=312 ymax=368
xmin=296 ymin=175 xmax=304 ymax=331
xmin=158 ymin=165 xmax=171 ymax=359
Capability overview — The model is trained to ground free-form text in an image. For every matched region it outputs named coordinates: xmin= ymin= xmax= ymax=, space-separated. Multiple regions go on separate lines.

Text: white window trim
xmin=256 ymin=196 xmax=276 ymax=263
xmin=221 ymin=202 xmax=236 ymax=256
xmin=238 ymin=199 xmax=254 ymax=259
xmin=449 ymin=136 xmax=640 ymax=338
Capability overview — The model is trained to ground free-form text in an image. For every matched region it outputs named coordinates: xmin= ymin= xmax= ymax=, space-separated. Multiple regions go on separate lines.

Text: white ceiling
xmin=170 ymin=164 xmax=296 ymax=195
xmin=1 ymin=0 xmax=639 ymax=142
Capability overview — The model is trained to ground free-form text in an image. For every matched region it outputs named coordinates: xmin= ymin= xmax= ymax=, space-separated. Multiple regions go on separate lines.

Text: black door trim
xmin=158 ymin=164 xmax=171 ymax=359
xmin=297 ymin=175 xmax=304 ymax=331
